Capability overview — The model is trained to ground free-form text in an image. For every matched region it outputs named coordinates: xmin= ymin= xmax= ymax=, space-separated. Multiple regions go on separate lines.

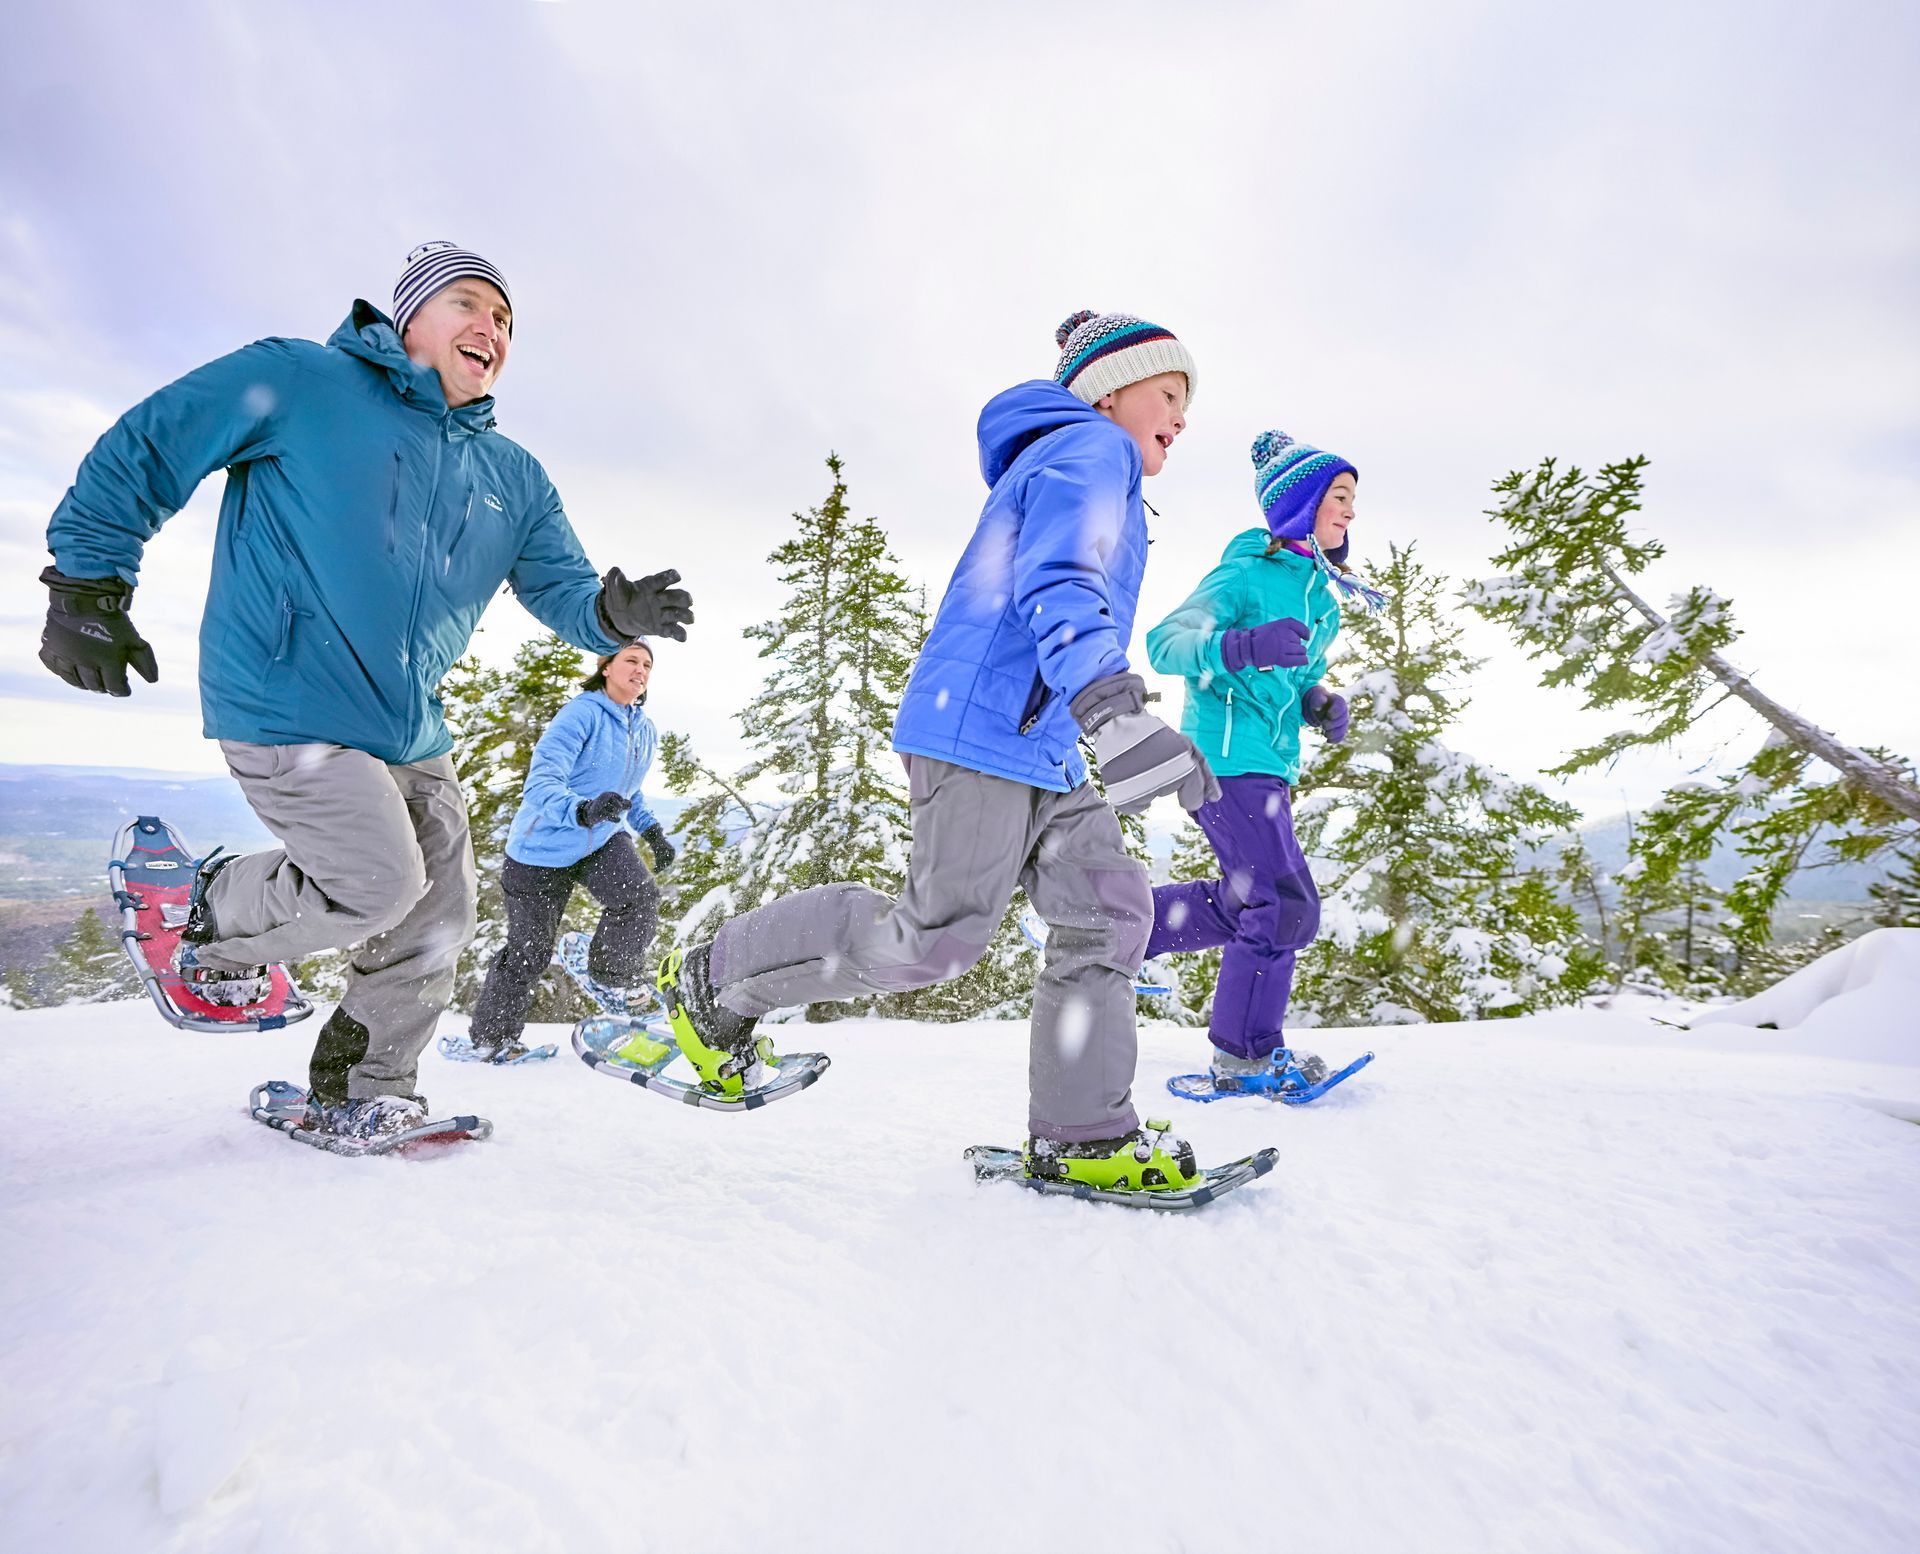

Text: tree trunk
xmin=1602 ymin=561 xmax=1920 ymax=821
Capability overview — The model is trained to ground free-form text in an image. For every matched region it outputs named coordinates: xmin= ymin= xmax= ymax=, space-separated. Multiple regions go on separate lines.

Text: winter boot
xmin=1024 ymin=1119 xmax=1200 ymax=1193
xmin=1211 ymin=1045 xmax=1329 ymax=1098
xmin=657 ymin=944 xmax=772 ymax=1097
xmin=305 ymin=1092 xmax=431 ymax=1141
xmin=556 ymin=931 xmax=652 ymax=1018
xmin=170 ymin=941 xmax=272 ymax=1007
xmin=468 ymin=1033 xmax=539 ymax=1064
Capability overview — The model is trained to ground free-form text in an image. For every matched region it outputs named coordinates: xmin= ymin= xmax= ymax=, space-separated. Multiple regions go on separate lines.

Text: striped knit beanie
xmin=1251 ymin=431 xmax=1357 ymax=562
xmin=1052 ymin=310 xmax=1197 ymax=409
xmin=392 ymin=240 xmax=513 ymax=341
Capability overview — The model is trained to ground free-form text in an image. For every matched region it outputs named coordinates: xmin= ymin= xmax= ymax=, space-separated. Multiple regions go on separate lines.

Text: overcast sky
xmin=2 ymin=0 xmax=1915 ymax=823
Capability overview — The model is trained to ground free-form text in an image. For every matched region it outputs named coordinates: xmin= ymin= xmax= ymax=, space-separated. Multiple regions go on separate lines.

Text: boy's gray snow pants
xmin=710 ymin=755 xmax=1150 ymax=1141
xmin=199 ymin=741 xmax=478 ymax=1100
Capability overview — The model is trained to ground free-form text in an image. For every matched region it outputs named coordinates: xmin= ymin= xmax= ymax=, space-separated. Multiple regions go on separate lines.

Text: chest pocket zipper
xmin=384 ymin=450 xmax=403 ymax=557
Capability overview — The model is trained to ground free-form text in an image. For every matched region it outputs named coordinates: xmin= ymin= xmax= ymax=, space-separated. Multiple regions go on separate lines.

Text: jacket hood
xmin=330 ymin=300 xmax=497 ymax=430
xmin=977 ymin=380 xmax=1120 ymax=487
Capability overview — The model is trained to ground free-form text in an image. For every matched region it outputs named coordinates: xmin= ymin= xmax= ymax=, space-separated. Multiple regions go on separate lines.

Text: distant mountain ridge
xmin=0 ymin=764 xmax=688 ymax=902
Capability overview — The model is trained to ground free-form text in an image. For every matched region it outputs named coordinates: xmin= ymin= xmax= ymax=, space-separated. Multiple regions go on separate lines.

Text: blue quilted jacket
xmin=891 ymin=381 xmax=1149 ymax=790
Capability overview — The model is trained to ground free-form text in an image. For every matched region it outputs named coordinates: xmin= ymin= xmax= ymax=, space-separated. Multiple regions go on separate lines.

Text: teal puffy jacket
xmin=1144 ymin=529 xmax=1340 ymax=782
xmin=46 ymin=302 xmax=620 ymax=765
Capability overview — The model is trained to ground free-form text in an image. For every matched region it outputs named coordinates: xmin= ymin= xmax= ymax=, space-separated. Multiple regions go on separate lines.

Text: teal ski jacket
xmin=1144 ymin=529 xmax=1340 ymax=782
xmin=46 ymin=302 xmax=620 ymax=766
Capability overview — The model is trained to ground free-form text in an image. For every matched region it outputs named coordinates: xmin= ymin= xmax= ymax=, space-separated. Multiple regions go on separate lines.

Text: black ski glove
xmin=38 ymin=566 xmax=159 ymax=698
xmin=596 ymin=566 xmax=694 ymax=643
xmin=640 ymin=823 xmax=677 ymax=874
xmin=576 ymin=790 xmax=628 ymax=827
xmin=1071 ymin=671 xmax=1221 ymax=816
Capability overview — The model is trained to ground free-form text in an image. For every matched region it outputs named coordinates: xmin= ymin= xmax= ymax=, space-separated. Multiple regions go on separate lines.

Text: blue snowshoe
xmin=1168 ymin=1045 xmax=1374 ymax=1105
xmin=437 ymin=1031 xmax=558 ymax=1065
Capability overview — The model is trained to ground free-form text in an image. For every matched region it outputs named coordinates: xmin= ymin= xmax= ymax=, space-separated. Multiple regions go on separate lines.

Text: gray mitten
xmin=1070 ymin=672 xmax=1221 ymax=816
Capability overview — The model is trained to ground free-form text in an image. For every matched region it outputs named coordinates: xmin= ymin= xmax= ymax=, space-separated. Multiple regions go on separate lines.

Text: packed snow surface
xmin=4 ymin=985 xmax=1919 ymax=1552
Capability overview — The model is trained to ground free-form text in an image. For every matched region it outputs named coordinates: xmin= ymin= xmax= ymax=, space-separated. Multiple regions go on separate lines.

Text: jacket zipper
xmin=1018 ymin=672 xmax=1052 ymax=735
xmin=273 ymin=591 xmax=311 ymax=662
xmin=399 ymin=426 xmax=448 ymax=679
xmin=1222 ymin=687 xmax=1234 ymax=759
xmin=383 ymin=450 xmax=403 ymax=556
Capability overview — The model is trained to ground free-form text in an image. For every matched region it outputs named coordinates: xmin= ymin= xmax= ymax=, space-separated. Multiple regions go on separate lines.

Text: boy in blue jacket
xmin=38 ymin=242 xmax=694 ymax=1142
xmin=659 ymin=311 xmax=1222 ymax=1194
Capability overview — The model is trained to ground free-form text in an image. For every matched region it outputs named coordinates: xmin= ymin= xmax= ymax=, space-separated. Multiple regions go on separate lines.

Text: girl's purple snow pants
xmin=1146 ymin=774 xmax=1319 ymax=1060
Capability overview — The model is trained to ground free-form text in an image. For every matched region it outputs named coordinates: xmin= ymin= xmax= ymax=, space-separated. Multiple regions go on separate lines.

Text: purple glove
xmin=1302 ymin=685 xmax=1349 ymax=743
xmin=1221 ymin=617 xmax=1309 ymax=673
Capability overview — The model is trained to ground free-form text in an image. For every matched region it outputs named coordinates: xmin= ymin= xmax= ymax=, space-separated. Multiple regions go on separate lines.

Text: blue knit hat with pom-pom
xmin=1251 ymin=430 xmax=1357 ymax=562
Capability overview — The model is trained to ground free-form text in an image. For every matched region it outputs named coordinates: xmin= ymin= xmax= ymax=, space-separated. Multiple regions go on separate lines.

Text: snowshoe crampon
xmin=1017 ymin=907 xmax=1171 ymax=997
xmin=110 ymin=816 xmax=313 ymax=1033
xmin=1167 ymin=1050 xmax=1375 ymax=1106
xmin=248 ymin=1081 xmax=491 ymax=1157
xmin=966 ymin=1129 xmax=1278 ymax=1212
xmin=436 ymin=1033 xmax=558 ymax=1065
xmin=571 ymin=1014 xmax=829 ymax=1113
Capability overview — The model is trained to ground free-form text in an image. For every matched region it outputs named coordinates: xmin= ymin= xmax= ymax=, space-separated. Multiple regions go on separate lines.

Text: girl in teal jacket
xmin=1144 ymin=431 xmax=1384 ymax=1098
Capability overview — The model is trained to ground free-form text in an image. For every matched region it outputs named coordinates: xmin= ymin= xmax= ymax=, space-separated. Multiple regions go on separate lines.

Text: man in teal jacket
xmin=38 ymin=241 xmax=694 ymax=1141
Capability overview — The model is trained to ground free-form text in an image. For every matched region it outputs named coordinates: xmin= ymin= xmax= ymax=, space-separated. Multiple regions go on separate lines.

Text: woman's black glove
xmin=38 ymin=566 xmax=158 ymax=697
xmin=575 ymin=790 xmax=628 ymax=827
xmin=640 ymin=824 xmax=677 ymax=874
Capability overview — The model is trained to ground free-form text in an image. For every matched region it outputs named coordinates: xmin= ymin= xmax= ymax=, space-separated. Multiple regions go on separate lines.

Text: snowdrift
xmin=2 ymin=994 xmax=1916 ymax=1554
xmin=1688 ymin=927 xmax=1920 ymax=1066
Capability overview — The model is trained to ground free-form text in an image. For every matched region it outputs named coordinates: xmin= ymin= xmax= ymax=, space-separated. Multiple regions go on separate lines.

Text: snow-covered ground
xmin=5 ymin=937 xmax=1919 ymax=1553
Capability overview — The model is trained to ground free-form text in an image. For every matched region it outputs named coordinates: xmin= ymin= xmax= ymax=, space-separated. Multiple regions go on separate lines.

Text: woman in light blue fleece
xmin=467 ymin=639 xmax=677 ymax=1060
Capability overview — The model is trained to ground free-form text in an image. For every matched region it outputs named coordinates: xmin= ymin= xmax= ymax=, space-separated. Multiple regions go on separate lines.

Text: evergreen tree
xmin=1467 ymin=456 xmax=1919 ymax=952
xmin=1613 ymin=849 xmax=1735 ymax=997
xmin=1290 ymin=543 xmax=1599 ymax=1024
xmin=440 ymin=635 xmax=607 ymax=1020
xmin=42 ymin=908 xmax=139 ymax=1004
xmin=1867 ymin=846 xmax=1920 ymax=929
xmin=0 ymin=968 xmax=34 ymax=1010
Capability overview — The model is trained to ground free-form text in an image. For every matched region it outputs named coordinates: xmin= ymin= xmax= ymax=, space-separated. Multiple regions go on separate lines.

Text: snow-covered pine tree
xmin=40 ymin=907 xmax=138 ymax=1004
xmin=1867 ymin=847 xmax=1920 ymax=929
xmin=1466 ymin=456 xmax=1920 ymax=953
xmin=440 ymin=635 xmax=604 ymax=1018
xmin=1613 ymin=847 xmax=1735 ymax=997
xmin=1291 ymin=543 xmax=1599 ymax=1024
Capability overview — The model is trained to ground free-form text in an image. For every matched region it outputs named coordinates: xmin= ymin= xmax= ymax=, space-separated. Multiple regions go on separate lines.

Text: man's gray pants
xmin=709 ymin=755 xmax=1151 ymax=1142
xmin=198 ymin=741 xmax=477 ymax=1101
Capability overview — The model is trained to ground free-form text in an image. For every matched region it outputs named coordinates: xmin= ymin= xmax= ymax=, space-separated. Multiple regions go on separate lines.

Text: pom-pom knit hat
xmin=1052 ymin=310 xmax=1197 ymax=409
xmin=392 ymin=240 xmax=513 ymax=341
xmin=1251 ymin=430 xmax=1357 ymax=563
